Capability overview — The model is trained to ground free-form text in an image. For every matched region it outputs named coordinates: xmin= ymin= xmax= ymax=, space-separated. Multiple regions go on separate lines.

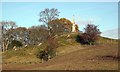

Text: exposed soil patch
xmin=95 ymin=55 xmax=120 ymax=61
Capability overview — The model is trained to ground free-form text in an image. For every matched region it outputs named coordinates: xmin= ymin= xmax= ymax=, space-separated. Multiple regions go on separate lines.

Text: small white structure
xmin=72 ymin=23 xmax=76 ymax=32
xmin=72 ymin=15 xmax=78 ymax=32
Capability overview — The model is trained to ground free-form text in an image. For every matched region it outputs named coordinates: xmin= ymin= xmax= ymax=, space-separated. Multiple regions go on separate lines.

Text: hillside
xmin=2 ymin=33 xmax=119 ymax=70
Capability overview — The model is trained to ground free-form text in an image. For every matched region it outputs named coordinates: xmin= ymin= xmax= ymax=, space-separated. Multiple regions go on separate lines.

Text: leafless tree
xmin=39 ymin=8 xmax=60 ymax=29
xmin=0 ymin=21 xmax=17 ymax=52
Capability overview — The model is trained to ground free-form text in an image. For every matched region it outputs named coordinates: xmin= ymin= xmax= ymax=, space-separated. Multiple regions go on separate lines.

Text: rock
xmin=67 ymin=34 xmax=70 ymax=38
xmin=38 ymin=43 xmax=42 ymax=46
xmin=24 ymin=45 xmax=28 ymax=48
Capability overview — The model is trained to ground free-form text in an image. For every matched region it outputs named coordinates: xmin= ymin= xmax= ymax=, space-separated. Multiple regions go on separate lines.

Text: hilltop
xmin=2 ymin=33 xmax=118 ymax=70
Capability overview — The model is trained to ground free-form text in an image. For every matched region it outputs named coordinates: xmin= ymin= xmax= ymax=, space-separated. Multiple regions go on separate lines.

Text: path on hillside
xmin=3 ymin=43 xmax=118 ymax=70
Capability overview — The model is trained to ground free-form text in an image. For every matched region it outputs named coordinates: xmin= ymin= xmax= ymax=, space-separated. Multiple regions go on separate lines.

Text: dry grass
xmin=2 ymin=33 xmax=118 ymax=70
xmin=3 ymin=42 xmax=118 ymax=70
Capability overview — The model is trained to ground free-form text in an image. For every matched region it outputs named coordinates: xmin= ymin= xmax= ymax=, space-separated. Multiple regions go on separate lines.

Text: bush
xmin=37 ymin=35 xmax=58 ymax=61
xmin=37 ymin=50 xmax=49 ymax=61
xmin=76 ymin=24 xmax=101 ymax=45
xmin=8 ymin=40 xmax=23 ymax=49
xmin=76 ymin=34 xmax=89 ymax=45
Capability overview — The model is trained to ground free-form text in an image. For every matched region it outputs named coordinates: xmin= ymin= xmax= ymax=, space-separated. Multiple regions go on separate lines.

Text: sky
xmin=1 ymin=0 xmax=119 ymax=2
xmin=1 ymin=2 xmax=119 ymax=39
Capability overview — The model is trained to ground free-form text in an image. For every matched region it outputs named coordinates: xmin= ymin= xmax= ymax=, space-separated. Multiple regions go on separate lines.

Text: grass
xmin=56 ymin=32 xmax=80 ymax=46
xmin=3 ymin=33 xmax=80 ymax=64
xmin=4 ymin=42 xmax=117 ymax=70
xmin=2 ymin=32 xmax=118 ymax=70
xmin=3 ymin=44 xmax=45 ymax=64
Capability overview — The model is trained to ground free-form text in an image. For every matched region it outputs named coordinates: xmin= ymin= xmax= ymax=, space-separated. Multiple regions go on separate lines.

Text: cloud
xmin=76 ymin=20 xmax=93 ymax=25
xmin=101 ymin=28 xmax=119 ymax=39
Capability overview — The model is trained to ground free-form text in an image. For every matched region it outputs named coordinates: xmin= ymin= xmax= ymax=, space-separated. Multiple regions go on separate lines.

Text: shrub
xmin=76 ymin=24 xmax=101 ymax=45
xmin=37 ymin=50 xmax=49 ymax=61
xmin=37 ymin=35 xmax=58 ymax=61
xmin=76 ymin=34 xmax=89 ymax=44
xmin=47 ymin=35 xmax=58 ymax=57
xmin=8 ymin=40 xmax=23 ymax=49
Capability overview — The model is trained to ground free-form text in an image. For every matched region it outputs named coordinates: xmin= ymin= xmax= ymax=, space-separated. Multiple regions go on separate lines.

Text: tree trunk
xmin=2 ymin=39 xmax=9 ymax=52
xmin=2 ymin=43 xmax=5 ymax=52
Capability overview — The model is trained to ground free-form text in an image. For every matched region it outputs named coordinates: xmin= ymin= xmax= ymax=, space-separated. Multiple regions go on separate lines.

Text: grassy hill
xmin=2 ymin=33 xmax=118 ymax=70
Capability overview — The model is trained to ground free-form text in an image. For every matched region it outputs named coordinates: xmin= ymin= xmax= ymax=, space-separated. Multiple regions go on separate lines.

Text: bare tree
xmin=28 ymin=25 xmax=49 ymax=45
xmin=0 ymin=21 xmax=17 ymax=52
xmin=38 ymin=8 xmax=60 ymax=60
xmin=39 ymin=8 xmax=60 ymax=29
